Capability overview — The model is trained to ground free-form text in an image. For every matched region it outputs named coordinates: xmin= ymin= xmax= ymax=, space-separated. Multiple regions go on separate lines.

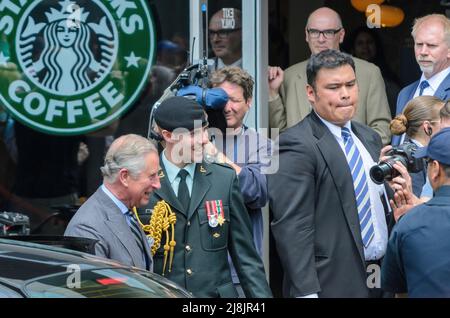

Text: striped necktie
xmin=127 ymin=210 xmax=150 ymax=270
xmin=341 ymin=127 xmax=374 ymax=247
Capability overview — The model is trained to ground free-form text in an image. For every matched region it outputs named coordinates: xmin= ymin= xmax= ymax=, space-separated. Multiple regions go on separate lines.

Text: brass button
xmin=185 ymin=245 xmax=191 ymax=252
xmin=186 ymin=268 xmax=193 ymax=275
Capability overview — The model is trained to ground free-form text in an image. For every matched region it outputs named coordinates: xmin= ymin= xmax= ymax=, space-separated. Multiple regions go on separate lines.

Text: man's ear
xmin=339 ymin=28 xmax=345 ymax=44
xmin=306 ymin=84 xmax=316 ymax=106
xmin=246 ymin=97 xmax=253 ymax=108
xmin=161 ymin=129 xmax=174 ymax=143
xmin=118 ymin=168 xmax=129 ymax=187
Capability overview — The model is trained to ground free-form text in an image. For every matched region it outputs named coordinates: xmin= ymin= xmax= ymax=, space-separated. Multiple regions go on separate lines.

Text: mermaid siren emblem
xmin=1 ymin=0 xmax=154 ymax=135
xmin=17 ymin=0 xmax=117 ymax=95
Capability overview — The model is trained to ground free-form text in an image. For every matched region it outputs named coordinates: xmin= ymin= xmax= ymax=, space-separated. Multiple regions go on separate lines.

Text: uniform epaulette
xmin=210 ymin=161 xmax=234 ymax=170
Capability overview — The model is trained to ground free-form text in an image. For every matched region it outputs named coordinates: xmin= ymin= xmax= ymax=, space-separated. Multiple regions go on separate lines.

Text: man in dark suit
xmin=141 ymin=96 xmax=272 ymax=298
xmin=269 ymin=50 xmax=392 ymax=298
xmin=65 ymin=134 xmax=160 ymax=271
xmin=393 ymin=14 xmax=450 ymax=145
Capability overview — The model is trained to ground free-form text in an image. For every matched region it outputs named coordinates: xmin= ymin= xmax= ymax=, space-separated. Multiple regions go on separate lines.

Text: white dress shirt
xmin=317 ymin=114 xmax=389 ymax=261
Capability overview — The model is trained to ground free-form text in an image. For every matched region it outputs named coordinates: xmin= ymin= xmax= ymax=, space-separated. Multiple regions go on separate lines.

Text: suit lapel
xmin=309 ymin=114 xmax=366 ymax=267
xmin=352 ymin=124 xmax=379 ymax=163
xmin=187 ymin=163 xmax=211 ymax=220
xmin=96 ymin=189 xmax=144 ymax=268
xmin=153 ymin=162 xmax=186 ymax=216
xmin=435 ymin=73 xmax=450 ymax=100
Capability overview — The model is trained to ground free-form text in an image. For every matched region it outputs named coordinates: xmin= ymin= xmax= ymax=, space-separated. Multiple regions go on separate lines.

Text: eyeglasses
xmin=208 ymin=28 xmax=241 ymax=40
xmin=307 ymin=28 xmax=342 ymax=39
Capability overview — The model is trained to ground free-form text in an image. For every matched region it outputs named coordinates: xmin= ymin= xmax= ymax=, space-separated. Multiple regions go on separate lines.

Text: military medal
xmin=206 ymin=200 xmax=225 ymax=228
xmin=216 ymin=200 xmax=225 ymax=226
xmin=206 ymin=201 xmax=218 ymax=228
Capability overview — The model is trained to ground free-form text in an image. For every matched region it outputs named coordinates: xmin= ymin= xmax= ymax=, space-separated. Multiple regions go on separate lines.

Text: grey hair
xmin=411 ymin=14 xmax=450 ymax=47
xmin=100 ymin=134 xmax=158 ymax=183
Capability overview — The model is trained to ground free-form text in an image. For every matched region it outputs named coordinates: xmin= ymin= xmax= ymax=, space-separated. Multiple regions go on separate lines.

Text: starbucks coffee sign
xmin=0 ymin=0 xmax=155 ymax=135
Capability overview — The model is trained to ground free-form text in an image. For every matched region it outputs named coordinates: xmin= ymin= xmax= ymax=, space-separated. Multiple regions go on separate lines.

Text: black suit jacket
xmin=269 ymin=112 xmax=389 ymax=298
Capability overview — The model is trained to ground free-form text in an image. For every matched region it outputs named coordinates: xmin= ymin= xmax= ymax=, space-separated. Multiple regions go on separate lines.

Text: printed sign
xmin=0 ymin=0 xmax=156 ymax=135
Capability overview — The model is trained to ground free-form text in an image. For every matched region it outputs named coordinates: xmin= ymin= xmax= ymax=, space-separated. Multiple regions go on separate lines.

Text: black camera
xmin=370 ymin=142 xmax=424 ymax=184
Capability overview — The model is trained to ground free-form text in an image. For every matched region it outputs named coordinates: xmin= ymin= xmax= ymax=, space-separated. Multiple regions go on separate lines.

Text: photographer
xmin=389 ymin=96 xmax=445 ymax=198
xmin=381 ymin=127 xmax=450 ymax=297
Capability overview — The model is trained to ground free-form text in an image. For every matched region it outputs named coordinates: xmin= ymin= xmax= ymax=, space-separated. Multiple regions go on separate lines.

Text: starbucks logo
xmin=0 ymin=0 xmax=155 ymax=135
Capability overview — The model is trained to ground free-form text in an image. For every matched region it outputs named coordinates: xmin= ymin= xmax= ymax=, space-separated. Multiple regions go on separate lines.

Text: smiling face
xmin=306 ymin=64 xmax=358 ymax=126
xmin=219 ymin=81 xmax=250 ymax=129
xmin=164 ymin=126 xmax=210 ymax=166
xmin=56 ymin=20 xmax=78 ymax=48
xmin=414 ymin=19 xmax=450 ymax=78
xmin=126 ymin=152 xmax=161 ymax=208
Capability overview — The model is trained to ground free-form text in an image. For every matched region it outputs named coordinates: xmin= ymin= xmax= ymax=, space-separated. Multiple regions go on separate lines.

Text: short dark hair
xmin=306 ymin=49 xmax=356 ymax=89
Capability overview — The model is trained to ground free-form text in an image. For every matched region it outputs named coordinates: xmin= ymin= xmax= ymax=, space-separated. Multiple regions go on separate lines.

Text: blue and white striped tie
xmin=341 ymin=127 xmax=374 ymax=247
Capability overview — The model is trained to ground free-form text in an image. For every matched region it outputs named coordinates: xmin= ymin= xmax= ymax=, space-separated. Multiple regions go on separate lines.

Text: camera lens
xmin=369 ymin=156 xmax=409 ymax=184
xmin=370 ymin=162 xmax=391 ymax=184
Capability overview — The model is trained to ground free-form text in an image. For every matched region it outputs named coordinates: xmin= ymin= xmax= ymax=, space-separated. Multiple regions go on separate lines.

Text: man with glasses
xmin=209 ymin=8 xmax=242 ymax=69
xmin=268 ymin=7 xmax=392 ymax=145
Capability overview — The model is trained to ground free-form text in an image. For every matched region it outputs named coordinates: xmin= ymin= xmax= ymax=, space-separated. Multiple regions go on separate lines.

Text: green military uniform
xmin=139 ymin=159 xmax=272 ymax=298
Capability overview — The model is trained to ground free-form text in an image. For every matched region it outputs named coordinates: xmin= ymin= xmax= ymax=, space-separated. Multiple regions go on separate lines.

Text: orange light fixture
xmin=365 ymin=4 xmax=405 ymax=27
xmin=351 ymin=0 xmax=385 ymax=12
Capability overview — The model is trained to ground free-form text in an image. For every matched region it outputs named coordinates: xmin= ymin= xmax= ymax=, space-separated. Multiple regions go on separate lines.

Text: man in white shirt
xmin=269 ymin=49 xmax=393 ymax=298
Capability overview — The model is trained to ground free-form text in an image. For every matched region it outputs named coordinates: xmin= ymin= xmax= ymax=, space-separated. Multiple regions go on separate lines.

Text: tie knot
xmin=178 ymin=169 xmax=189 ymax=181
xmin=420 ymin=80 xmax=430 ymax=90
xmin=419 ymin=80 xmax=430 ymax=96
xmin=341 ymin=127 xmax=351 ymax=142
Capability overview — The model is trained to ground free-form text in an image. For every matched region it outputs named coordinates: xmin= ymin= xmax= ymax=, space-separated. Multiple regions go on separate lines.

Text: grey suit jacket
xmin=65 ymin=187 xmax=153 ymax=271
xmin=269 ymin=57 xmax=392 ymax=145
xmin=269 ymin=112 xmax=390 ymax=297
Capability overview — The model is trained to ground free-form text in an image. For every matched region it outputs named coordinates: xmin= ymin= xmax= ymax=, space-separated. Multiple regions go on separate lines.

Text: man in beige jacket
xmin=268 ymin=7 xmax=392 ymax=145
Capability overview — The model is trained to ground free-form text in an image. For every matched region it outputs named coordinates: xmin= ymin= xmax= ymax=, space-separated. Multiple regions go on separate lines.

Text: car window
xmin=23 ymin=268 xmax=189 ymax=298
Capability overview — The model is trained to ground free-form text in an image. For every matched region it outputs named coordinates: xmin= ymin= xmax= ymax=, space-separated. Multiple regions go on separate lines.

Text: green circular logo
xmin=0 ymin=0 xmax=155 ymax=135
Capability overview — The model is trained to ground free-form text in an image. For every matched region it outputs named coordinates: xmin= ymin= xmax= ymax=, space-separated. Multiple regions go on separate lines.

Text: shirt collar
xmin=315 ymin=111 xmax=352 ymax=141
xmin=161 ymin=150 xmax=196 ymax=184
xmin=217 ymin=58 xmax=242 ymax=69
xmin=101 ymin=184 xmax=129 ymax=216
xmin=420 ymin=66 xmax=450 ymax=92
xmin=409 ymin=138 xmax=424 ymax=147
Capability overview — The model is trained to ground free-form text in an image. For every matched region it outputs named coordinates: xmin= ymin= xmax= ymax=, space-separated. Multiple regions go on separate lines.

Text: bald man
xmin=268 ymin=7 xmax=392 ymax=145
xmin=209 ymin=8 xmax=242 ymax=69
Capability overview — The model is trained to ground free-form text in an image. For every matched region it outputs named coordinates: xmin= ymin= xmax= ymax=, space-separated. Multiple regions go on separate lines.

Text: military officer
xmin=139 ymin=96 xmax=272 ymax=298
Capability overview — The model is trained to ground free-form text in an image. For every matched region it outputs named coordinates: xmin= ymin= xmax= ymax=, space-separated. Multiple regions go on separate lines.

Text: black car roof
xmin=0 ymin=238 xmax=126 ymax=281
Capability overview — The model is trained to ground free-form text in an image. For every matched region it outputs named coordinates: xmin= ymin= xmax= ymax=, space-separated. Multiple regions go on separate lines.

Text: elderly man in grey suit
xmin=65 ymin=134 xmax=161 ymax=271
xmin=268 ymin=7 xmax=392 ymax=145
